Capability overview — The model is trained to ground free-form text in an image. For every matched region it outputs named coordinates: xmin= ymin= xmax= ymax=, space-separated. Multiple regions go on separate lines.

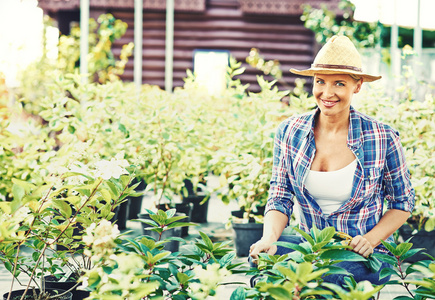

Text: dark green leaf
xmin=379 ymin=267 xmax=399 ymax=280
xmin=373 ymin=252 xmax=397 ymax=265
xmin=274 ymin=241 xmax=309 ymax=254
xmin=320 ymin=249 xmax=367 ymax=262
xmin=230 ymin=287 xmax=246 ymax=300
xmin=199 ymin=231 xmax=214 ymax=250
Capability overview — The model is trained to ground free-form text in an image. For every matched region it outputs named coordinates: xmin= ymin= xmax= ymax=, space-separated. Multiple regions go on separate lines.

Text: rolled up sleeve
xmin=384 ymin=129 xmax=415 ymax=212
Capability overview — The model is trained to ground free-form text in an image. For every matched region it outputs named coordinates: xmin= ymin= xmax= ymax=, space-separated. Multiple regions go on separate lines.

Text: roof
xmin=37 ymin=0 xmax=341 ymax=15
xmin=37 ymin=0 xmax=206 ymax=12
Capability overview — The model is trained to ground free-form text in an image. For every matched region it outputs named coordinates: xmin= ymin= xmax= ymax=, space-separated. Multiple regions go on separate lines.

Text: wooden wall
xmin=39 ymin=0 xmax=325 ymax=92
xmin=108 ymin=0 xmax=315 ymax=91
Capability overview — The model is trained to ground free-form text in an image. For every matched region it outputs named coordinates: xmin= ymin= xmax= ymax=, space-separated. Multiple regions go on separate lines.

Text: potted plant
xmin=210 ymin=75 xmax=289 ymax=257
xmin=0 ymin=153 xmax=137 ymax=300
xmin=80 ymin=210 xmax=241 ymax=299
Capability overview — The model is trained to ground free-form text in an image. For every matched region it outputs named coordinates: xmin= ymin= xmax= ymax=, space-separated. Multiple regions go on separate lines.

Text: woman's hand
xmin=349 ymin=235 xmax=374 ymax=258
xmin=249 ymin=238 xmax=277 ymax=264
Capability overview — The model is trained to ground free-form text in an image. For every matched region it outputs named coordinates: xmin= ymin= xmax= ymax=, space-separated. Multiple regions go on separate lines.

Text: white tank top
xmin=304 ymin=159 xmax=357 ymax=216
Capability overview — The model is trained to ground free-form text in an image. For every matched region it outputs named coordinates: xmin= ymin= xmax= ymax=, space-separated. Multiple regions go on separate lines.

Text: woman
xmin=249 ymin=35 xmax=415 ymax=286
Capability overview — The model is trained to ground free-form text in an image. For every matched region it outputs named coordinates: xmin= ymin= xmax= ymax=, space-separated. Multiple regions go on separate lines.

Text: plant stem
xmin=6 ymin=243 xmax=23 ymax=300
xmin=20 ymin=244 xmax=49 ymax=300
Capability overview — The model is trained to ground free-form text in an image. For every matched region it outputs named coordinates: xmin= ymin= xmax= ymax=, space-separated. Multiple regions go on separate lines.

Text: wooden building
xmin=37 ymin=0 xmax=341 ymax=91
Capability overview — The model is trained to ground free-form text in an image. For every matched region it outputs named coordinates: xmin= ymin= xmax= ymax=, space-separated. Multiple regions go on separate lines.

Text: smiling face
xmin=313 ymin=74 xmax=363 ymax=120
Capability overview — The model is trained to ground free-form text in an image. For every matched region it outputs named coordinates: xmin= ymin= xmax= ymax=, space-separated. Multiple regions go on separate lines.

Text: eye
xmin=336 ymin=82 xmax=345 ymax=87
xmin=315 ymin=79 xmax=325 ymax=84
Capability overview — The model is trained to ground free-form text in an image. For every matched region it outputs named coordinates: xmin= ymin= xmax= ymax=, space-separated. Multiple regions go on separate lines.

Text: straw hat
xmin=290 ymin=35 xmax=381 ymax=82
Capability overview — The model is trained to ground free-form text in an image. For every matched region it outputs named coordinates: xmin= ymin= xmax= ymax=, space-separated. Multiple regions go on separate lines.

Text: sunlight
xmin=0 ymin=0 xmax=43 ymax=87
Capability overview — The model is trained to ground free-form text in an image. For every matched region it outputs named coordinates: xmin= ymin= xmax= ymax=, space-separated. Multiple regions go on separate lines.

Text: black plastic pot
xmin=175 ymin=202 xmax=194 ymax=237
xmin=43 ymin=274 xmax=90 ymax=300
xmin=127 ymin=179 xmax=147 ymax=220
xmin=115 ymin=200 xmax=130 ymax=230
xmin=232 ymin=222 xmax=263 ymax=257
xmin=137 ymin=212 xmax=184 ymax=253
xmin=398 ymin=224 xmax=435 ymax=262
xmin=3 ymin=289 xmax=73 ymax=300
xmin=182 ymin=194 xmax=209 ymax=223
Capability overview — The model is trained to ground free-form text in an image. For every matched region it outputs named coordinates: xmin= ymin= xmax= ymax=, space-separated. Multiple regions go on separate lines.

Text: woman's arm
xmin=350 ymin=209 xmax=410 ymax=257
xmin=364 ymin=209 xmax=410 ymax=247
xmin=249 ymin=210 xmax=289 ymax=261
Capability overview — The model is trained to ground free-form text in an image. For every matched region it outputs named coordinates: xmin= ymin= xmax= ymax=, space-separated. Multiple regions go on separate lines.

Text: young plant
xmin=240 ymin=226 xmax=384 ymax=300
xmin=0 ymin=155 xmax=137 ymax=300
xmin=374 ymin=239 xmax=434 ymax=299
xmin=83 ymin=209 xmax=242 ymax=300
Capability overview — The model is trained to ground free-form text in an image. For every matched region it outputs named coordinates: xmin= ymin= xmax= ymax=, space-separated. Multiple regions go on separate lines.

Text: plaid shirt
xmin=266 ymin=106 xmax=415 ymax=251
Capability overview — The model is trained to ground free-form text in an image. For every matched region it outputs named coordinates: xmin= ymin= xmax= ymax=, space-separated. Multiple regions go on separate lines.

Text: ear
xmin=354 ymin=78 xmax=363 ymax=94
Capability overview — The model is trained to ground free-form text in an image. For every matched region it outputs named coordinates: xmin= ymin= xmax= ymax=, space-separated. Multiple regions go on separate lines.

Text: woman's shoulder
xmin=353 ymin=109 xmax=400 ymax=137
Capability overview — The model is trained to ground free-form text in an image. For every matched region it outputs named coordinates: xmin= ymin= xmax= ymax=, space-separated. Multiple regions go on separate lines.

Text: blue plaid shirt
xmin=266 ymin=106 xmax=415 ymax=251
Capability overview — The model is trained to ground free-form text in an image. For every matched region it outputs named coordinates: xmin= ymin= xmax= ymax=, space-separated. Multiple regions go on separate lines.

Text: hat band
xmin=312 ymin=64 xmax=362 ymax=72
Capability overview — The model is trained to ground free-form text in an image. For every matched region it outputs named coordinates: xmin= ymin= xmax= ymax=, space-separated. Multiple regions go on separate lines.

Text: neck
xmin=316 ymin=109 xmax=350 ymax=134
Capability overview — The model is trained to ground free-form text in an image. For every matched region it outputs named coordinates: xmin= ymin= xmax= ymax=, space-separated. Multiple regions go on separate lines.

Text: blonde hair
xmin=349 ymin=74 xmax=362 ymax=81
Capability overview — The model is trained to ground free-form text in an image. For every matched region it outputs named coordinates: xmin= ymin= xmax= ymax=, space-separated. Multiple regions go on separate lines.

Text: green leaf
xmin=51 ymin=199 xmax=72 ymax=219
xmin=105 ymin=181 xmax=120 ymax=199
xmin=166 ymin=215 xmax=189 ymax=225
xmin=99 ymin=188 xmax=112 ymax=203
xmin=32 ymin=251 xmax=41 ymax=262
xmin=292 ymin=227 xmax=315 ymax=245
xmin=364 ymin=256 xmax=383 ymax=273
xmin=230 ymin=287 xmax=246 ymax=300
xmin=319 ymin=227 xmax=336 ymax=242
xmin=219 ymin=252 xmax=236 ymax=267
xmin=395 ymin=243 xmax=413 ymax=257
xmin=199 ymin=231 xmax=214 ymax=250
xmin=274 ymin=241 xmax=309 ymax=255
xmin=135 ymin=219 xmax=158 ymax=227
xmin=380 ymin=240 xmax=398 ymax=256
xmin=320 ymin=249 xmax=367 ymax=262
xmin=379 ymin=267 xmax=399 ymax=280
xmin=267 ymin=287 xmax=292 ymax=300
xmin=312 ymin=240 xmax=331 ymax=252
xmin=12 ymin=184 xmax=25 ymax=201
xmin=11 ymin=178 xmax=35 ymax=194
xmin=373 ymin=252 xmax=397 ymax=265
xmin=401 ymin=248 xmax=425 ymax=261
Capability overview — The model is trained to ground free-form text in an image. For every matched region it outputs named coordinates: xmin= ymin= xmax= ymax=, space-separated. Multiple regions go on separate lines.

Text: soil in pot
xmin=137 ymin=212 xmax=184 ymax=253
xmin=182 ymin=194 xmax=209 ymax=223
xmin=3 ymin=289 xmax=73 ymax=300
xmin=232 ymin=222 xmax=264 ymax=257
xmin=43 ymin=274 xmax=90 ymax=300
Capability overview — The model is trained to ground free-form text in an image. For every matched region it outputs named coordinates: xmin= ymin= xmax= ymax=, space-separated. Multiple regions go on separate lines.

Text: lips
xmin=321 ymin=100 xmax=339 ymax=108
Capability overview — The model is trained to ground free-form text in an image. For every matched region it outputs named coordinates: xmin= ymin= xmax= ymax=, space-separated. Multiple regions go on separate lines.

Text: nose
xmin=323 ymin=85 xmax=335 ymax=99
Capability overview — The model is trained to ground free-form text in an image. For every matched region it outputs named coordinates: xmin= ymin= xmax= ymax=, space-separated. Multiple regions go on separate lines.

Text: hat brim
xmin=290 ymin=67 xmax=381 ymax=82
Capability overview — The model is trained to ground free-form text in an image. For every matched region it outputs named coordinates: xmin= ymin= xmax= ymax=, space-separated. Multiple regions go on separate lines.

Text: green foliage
xmin=83 ymin=213 xmax=240 ymax=299
xmin=0 ymin=156 xmax=138 ymax=296
xmin=57 ymin=13 xmax=133 ymax=83
xmin=241 ymin=226 xmax=384 ymax=299
xmin=301 ymin=0 xmax=381 ymax=48
xmin=354 ymin=89 xmax=435 ymax=231
xmin=17 ymin=13 xmax=133 ymax=116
